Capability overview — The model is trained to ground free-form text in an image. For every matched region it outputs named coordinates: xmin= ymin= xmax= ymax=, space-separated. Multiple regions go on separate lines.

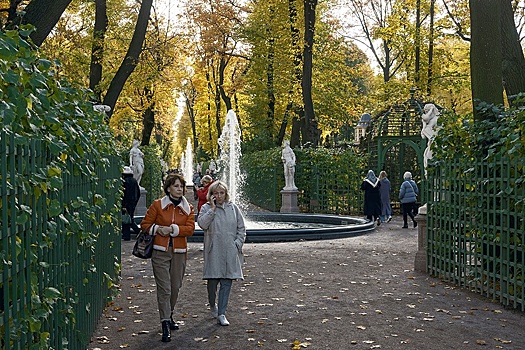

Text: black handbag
xmin=132 ymin=231 xmax=154 ymax=259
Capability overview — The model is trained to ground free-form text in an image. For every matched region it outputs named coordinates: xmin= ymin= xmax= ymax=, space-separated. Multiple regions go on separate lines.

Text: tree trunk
xmin=414 ymin=0 xmax=421 ymax=84
xmin=140 ymin=87 xmax=155 ymax=146
xmin=184 ymin=84 xmax=198 ymax=154
xmin=102 ymin=0 xmax=153 ymax=121
xmin=277 ymin=0 xmax=304 ymax=147
xmin=426 ymin=0 xmax=435 ymax=96
xmin=89 ymin=0 xmax=108 ymax=103
xmin=302 ymin=0 xmax=318 ymax=146
xmin=17 ymin=0 xmax=73 ymax=46
xmin=218 ymin=56 xmax=232 ymax=111
xmin=290 ymin=116 xmax=302 ymax=147
xmin=266 ymin=6 xmax=276 ymax=138
xmin=470 ymin=0 xmax=503 ymax=120
xmin=205 ymin=69 xmax=215 ymax=158
xmin=501 ymin=0 xmax=525 ymax=104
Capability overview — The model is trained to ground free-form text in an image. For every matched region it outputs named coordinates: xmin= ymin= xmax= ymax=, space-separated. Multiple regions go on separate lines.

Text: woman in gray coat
xmin=197 ymin=181 xmax=246 ymax=326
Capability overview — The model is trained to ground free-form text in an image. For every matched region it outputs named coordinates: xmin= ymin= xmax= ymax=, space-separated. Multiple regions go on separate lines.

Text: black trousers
xmin=401 ymin=202 xmax=416 ymax=226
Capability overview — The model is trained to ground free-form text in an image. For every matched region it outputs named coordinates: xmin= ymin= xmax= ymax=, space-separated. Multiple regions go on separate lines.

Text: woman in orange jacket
xmin=141 ymin=173 xmax=195 ymax=342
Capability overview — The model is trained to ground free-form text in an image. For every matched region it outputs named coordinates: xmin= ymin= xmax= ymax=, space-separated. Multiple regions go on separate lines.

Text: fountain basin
xmin=189 ymin=212 xmax=375 ymax=243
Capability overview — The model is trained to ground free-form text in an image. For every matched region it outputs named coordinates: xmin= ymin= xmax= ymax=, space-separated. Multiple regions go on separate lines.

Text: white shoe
xmin=211 ymin=304 xmax=218 ymax=318
xmin=217 ymin=314 xmax=229 ymax=326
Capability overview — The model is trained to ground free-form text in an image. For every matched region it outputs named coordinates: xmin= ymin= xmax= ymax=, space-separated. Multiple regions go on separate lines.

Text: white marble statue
xmin=419 ymin=103 xmax=440 ymax=215
xmin=129 ymin=140 xmax=145 ymax=188
xmin=421 ymin=103 xmax=440 ymax=175
xmin=208 ymin=159 xmax=217 ymax=176
xmin=93 ymin=104 xmax=111 ymax=114
xmin=281 ymin=140 xmax=297 ymax=191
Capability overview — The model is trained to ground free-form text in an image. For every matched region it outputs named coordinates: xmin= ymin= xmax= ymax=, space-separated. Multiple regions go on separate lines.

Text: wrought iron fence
xmin=427 ymin=156 xmax=525 ymax=311
xmin=1 ymin=132 xmax=121 ymax=349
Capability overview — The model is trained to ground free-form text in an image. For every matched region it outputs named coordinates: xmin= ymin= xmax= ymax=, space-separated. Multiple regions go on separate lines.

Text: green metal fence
xmin=243 ymin=164 xmax=366 ymax=215
xmin=427 ymin=156 xmax=525 ymax=311
xmin=1 ymin=132 xmax=121 ymax=349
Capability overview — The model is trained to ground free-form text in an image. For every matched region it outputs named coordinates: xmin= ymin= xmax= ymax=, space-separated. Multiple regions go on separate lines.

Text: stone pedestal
xmin=280 ymin=189 xmax=299 ymax=213
xmin=414 ymin=213 xmax=427 ymax=273
xmin=134 ymin=188 xmax=148 ymax=217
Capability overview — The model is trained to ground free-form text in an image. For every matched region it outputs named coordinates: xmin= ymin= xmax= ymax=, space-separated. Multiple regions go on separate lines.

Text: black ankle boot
xmin=169 ymin=313 xmax=179 ymax=330
xmin=161 ymin=320 xmax=171 ymax=342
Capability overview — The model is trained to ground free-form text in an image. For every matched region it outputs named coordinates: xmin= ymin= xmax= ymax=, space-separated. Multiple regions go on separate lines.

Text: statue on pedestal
xmin=421 ymin=103 xmax=440 ymax=175
xmin=129 ymin=140 xmax=145 ymax=188
xmin=419 ymin=103 xmax=440 ymax=214
xmin=281 ymin=140 xmax=297 ymax=191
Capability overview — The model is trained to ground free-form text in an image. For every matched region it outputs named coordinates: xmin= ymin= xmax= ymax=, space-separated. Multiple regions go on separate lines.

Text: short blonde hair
xmin=206 ymin=181 xmax=230 ymax=202
xmin=200 ymin=175 xmax=213 ymax=185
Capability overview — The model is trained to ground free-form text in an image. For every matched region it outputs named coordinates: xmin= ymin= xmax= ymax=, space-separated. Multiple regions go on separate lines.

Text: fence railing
xmin=1 ymin=132 xmax=121 ymax=349
xmin=427 ymin=156 xmax=525 ymax=311
xmin=243 ymin=164 xmax=366 ymax=215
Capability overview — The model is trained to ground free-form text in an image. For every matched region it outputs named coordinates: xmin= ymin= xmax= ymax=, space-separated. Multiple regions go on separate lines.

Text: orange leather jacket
xmin=141 ymin=196 xmax=195 ymax=253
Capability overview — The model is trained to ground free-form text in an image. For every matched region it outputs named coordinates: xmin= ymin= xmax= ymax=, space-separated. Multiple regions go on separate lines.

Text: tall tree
xmin=89 ymin=0 xmax=108 ymax=103
xmin=102 ymin=0 xmax=153 ymax=120
xmin=301 ymin=0 xmax=319 ymax=146
xmin=501 ymin=0 xmax=525 ymax=103
xmin=346 ymin=0 xmax=406 ymax=83
xmin=469 ymin=0 xmax=503 ymax=120
xmin=17 ymin=0 xmax=73 ymax=46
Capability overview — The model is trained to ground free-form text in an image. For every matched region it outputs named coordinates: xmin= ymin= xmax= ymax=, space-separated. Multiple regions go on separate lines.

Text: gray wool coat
xmin=197 ymin=201 xmax=246 ymax=280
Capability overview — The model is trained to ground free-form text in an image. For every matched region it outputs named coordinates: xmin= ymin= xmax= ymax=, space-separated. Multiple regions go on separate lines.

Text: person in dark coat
xmin=361 ymin=170 xmax=382 ymax=226
xmin=378 ymin=171 xmax=392 ymax=223
xmin=122 ymin=166 xmax=141 ymax=240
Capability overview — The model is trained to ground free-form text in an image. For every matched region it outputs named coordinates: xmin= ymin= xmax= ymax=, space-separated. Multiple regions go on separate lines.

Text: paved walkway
xmin=88 ymin=215 xmax=525 ymax=350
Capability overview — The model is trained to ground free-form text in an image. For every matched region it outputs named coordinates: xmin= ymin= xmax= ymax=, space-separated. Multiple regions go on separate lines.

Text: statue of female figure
xmin=281 ymin=140 xmax=297 ymax=190
xmin=129 ymin=140 xmax=145 ymax=188
xmin=421 ymin=103 xmax=440 ymax=175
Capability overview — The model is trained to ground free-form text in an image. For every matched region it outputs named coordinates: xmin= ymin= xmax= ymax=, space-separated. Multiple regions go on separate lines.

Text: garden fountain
xmin=188 ymin=109 xmax=375 ymax=243
xmin=181 ymin=137 xmax=194 ymax=185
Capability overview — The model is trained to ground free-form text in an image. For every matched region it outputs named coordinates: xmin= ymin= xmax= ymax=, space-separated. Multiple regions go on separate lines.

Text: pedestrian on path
xmin=361 ymin=170 xmax=382 ymax=226
xmin=122 ymin=166 xmax=141 ymax=240
xmin=140 ymin=173 xmax=195 ymax=342
xmin=197 ymin=181 xmax=246 ymax=326
xmin=196 ymin=175 xmax=214 ymax=215
xmin=378 ymin=170 xmax=392 ymax=223
xmin=399 ymin=171 xmax=418 ymax=228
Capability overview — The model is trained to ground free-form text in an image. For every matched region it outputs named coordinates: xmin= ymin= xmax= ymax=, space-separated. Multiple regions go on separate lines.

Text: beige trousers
xmin=151 ymin=250 xmax=187 ymax=321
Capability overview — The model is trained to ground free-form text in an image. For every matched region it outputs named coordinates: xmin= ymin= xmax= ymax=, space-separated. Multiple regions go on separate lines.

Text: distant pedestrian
xmin=140 ymin=173 xmax=195 ymax=342
xmin=361 ymin=170 xmax=382 ymax=226
xmin=197 ymin=181 xmax=246 ymax=326
xmin=122 ymin=166 xmax=141 ymax=240
xmin=196 ymin=175 xmax=214 ymax=214
xmin=399 ymin=171 xmax=418 ymax=229
xmin=378 ymin=171 xmax=392 ymax=223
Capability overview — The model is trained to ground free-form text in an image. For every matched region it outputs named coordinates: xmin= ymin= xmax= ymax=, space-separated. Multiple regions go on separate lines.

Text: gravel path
xmin=88 ymin=215 xmax=525 ymax=350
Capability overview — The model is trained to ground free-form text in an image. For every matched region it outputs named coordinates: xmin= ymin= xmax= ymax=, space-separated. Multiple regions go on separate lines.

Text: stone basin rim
xmin=189 ymin=212 xmax=375 ymax=243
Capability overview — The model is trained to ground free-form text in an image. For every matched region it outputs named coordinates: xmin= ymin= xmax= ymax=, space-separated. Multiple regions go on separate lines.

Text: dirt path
xmin=88 ymin=216 xmax=525 ymax=350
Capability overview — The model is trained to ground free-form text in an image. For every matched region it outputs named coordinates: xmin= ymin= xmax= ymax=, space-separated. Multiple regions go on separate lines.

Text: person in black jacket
xmin=361 ymin=170 xmax=382 ymax=226
xmin=122 ymin=166 xmax=141 ymax=240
